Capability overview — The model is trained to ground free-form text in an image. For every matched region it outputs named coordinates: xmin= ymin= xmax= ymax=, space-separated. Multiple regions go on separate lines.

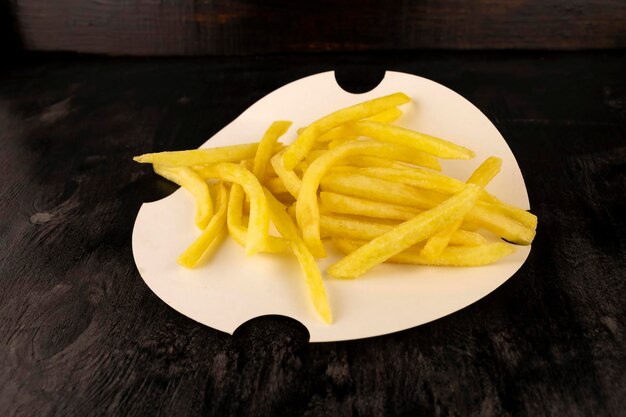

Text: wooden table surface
xmin=1 ymin=51 xmax=624 ymax=417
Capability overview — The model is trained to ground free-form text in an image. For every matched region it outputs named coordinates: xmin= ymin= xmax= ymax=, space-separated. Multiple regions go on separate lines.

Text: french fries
xmin=177 ymin=182 xmax=228 ymax=268
xmin=282 ymin=92 xmax=411 ymax=170
xmin=333 ymin=238 xmax=516 ymax=267
xmin=135 ymin=143 xmax=282 ymax=167
xmin=153 ymin=165 xmax=213 ymax=229
xmin=327 ymin=185 xmax=482 ymax=279
xmin=194 ymin=162 xmax=269 ymax=255
xmin=137 ymin=91 xmax=537 ymax=323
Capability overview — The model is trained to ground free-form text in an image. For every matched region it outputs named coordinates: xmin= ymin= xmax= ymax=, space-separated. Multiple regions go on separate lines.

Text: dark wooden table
xmin=1 ymin=51 xmax=624 ymax=417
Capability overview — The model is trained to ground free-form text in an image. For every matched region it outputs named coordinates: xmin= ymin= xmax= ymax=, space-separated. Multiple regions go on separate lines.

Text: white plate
xmin=132 ymin=71 xmax=531 ymax=342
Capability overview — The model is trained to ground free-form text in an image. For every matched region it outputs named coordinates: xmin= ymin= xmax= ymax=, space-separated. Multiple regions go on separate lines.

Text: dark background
xmin=0 ymin=1 xmax=625 ymax=417
xmin=2 ymin=0 xmax=626 ymax=55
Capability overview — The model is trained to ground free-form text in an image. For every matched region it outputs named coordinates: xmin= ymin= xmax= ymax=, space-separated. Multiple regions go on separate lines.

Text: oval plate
xmin=132 ymin=71 xmax=532 ymax=342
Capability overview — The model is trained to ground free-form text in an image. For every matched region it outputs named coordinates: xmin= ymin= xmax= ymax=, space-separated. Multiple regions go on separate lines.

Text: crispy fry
xmin=466 ymin=205 xmax=536 ymax=245
xmin=194 ymin=163 xmax=269 ymax=255
xmin=177 ymin=182 xmax=228 ymax=268
xmin=282 ymin=92 xmax=411 ymax=170
xmin=320 ymin=213 xmax=485 ymax=246
xmin=339 ymin=156 xmax=414 ymax=170
xmin=323 ymin=121 xmax=474 ymax=160
xmin=298 ymin=106 xmax=404 ymax=139
xmin=253 ymin=121 xmax=292 ymax=182
xmin=227 ymin=183 xmax=288 ymax=253
xmin=270 ymin=150 xmax=302 ymax=198
xmin=153 ymin=164 xmax=213 ymax=229
xmin=264 ymin=176 xmax=289 ymax=195
xmin=330 ymin=142 xmax=441 ymax=170
xmin=333 ymin=238 xmax=515 ymax=267
xmin=264 ymin=189 xmax=332 ymax=324
xmin=327 ymin=185 xmax=481 ymax=279
xmin=467 ymin=156 xmax=502 ymax=186
xmin=478 ymin=199 xmax=537 ymax=230
xmin=320 ymin=172 xmax=440 ymax=209
xmin=320 ymin=191 xmax=422 ymax=221
xmin=135 ymin=143 xmax=282 ymax=167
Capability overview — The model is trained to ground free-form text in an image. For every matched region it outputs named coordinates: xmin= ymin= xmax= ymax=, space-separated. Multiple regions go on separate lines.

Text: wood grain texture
xmin=10 ymin=0 xmax=626 ymax=55
xmin=0 ymin=50 xmax=625 ymax=416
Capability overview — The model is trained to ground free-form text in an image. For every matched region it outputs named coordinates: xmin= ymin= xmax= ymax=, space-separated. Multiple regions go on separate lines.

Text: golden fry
xmin=333 ymin=238 xmax=515 ymax=267
xmin=264 ymin=189 xmax=332 ymax=324
xmin=270 ymin=150 xmax=302 ymax=198
xmin=264 ymin=177 xmax=289 ymax=195
xmin=298 ymin=106 xmax=403 ymax=139
xmin=320 ymin=191 xmax=422 ymax=221
xmin=194 ymin=163 xmax=269 ymax=255
xmin=321 ymin=172 xmax=441 ymax=209
xmin=153 ymin=164 xmax=213 ymax=229
xmin=135 ymin=143 xmax=281 ymax=167
xmin=282 ymin=92 xmax=411 ymax=170
xmin=177 ymin=182 xmax=229 ymax=268
xmin=320 ymin=213 xmax=484 ymax=246
xmin=324 ymin=121 xmax=474 ymax=160
xmin=252 ymin=121 xmax=292 ymax=182
xmin=227 ymin=183 xmax=288 ymax=253
xmin=329 ymin=141 xmax=441 ymax=171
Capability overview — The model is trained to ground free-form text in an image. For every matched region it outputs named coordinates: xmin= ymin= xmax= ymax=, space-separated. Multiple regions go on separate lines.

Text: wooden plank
xmin=12 ymin=0 xmax=626 ymax=55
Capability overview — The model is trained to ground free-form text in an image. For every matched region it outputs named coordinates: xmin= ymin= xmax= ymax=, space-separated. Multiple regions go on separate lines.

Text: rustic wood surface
xmin=0 ymin=51 xmax=625 ymax=416
xmin=8 ymin=0 xmax=626 ymax=55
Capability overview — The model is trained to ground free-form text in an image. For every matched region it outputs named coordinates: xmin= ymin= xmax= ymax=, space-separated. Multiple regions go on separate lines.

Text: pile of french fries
xmin=134 ymin=92 xmax=537 ymax=324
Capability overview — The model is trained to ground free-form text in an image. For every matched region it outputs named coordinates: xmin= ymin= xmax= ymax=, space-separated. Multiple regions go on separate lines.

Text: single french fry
xmin=227 ymin=183 xmax=288 ymax=253
xmin=320 ymin=172 xmax=441 ymax=210
xmin=311 ymin=107 xmax=405 ymax=143
xmin=263 ymin=189 xmax=332 ymax=324
xmin=327 ymin=185 xmax=481 ymax=279
xmin=135 ymin=143 xmax=282 ymax=167
xmin=331 ymin=141 xmax=441 ymax=171
xmin=333 ymin=238 xmax=515 ymax=267
xmin=153 ymin=164 xmax=213 ymax=229
xmin=320 ymin=191 xmax=423 ymax=221
xmin=365 ymin=107 xmax=404 ymax=124
xmin=324 ymin=121 xmax=475 ymax=160
xmin=320 ymin=213 xmax=485 ymax=246
xmin=264 ymin=176 xmax=289 ymax=195
xmin=339 ymin=156 xmax=414 ymax=170
xmin=177 ymin=182 xmax=229 ymax=268
xmin=298 ymin=107 xmax=404 ymax=139
xmin=478 ymin=199 xmax=537 ymax=230
xmin=466 ymin=205 xmax=536 ymax=245
xmin=194 ymin=162 xmax=269 ymax=255
xmin=253 ymin=121 xmax=292 ymax=182
xmin=327 ymin=138 xmax=353 ymax=149
xmin=270 ymin=150 xmax=302 ymax=198
xmin=282 ymin=92 xmax=411 ymax=170
xmin=467 ymin=156 xmax=502 ymax=187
